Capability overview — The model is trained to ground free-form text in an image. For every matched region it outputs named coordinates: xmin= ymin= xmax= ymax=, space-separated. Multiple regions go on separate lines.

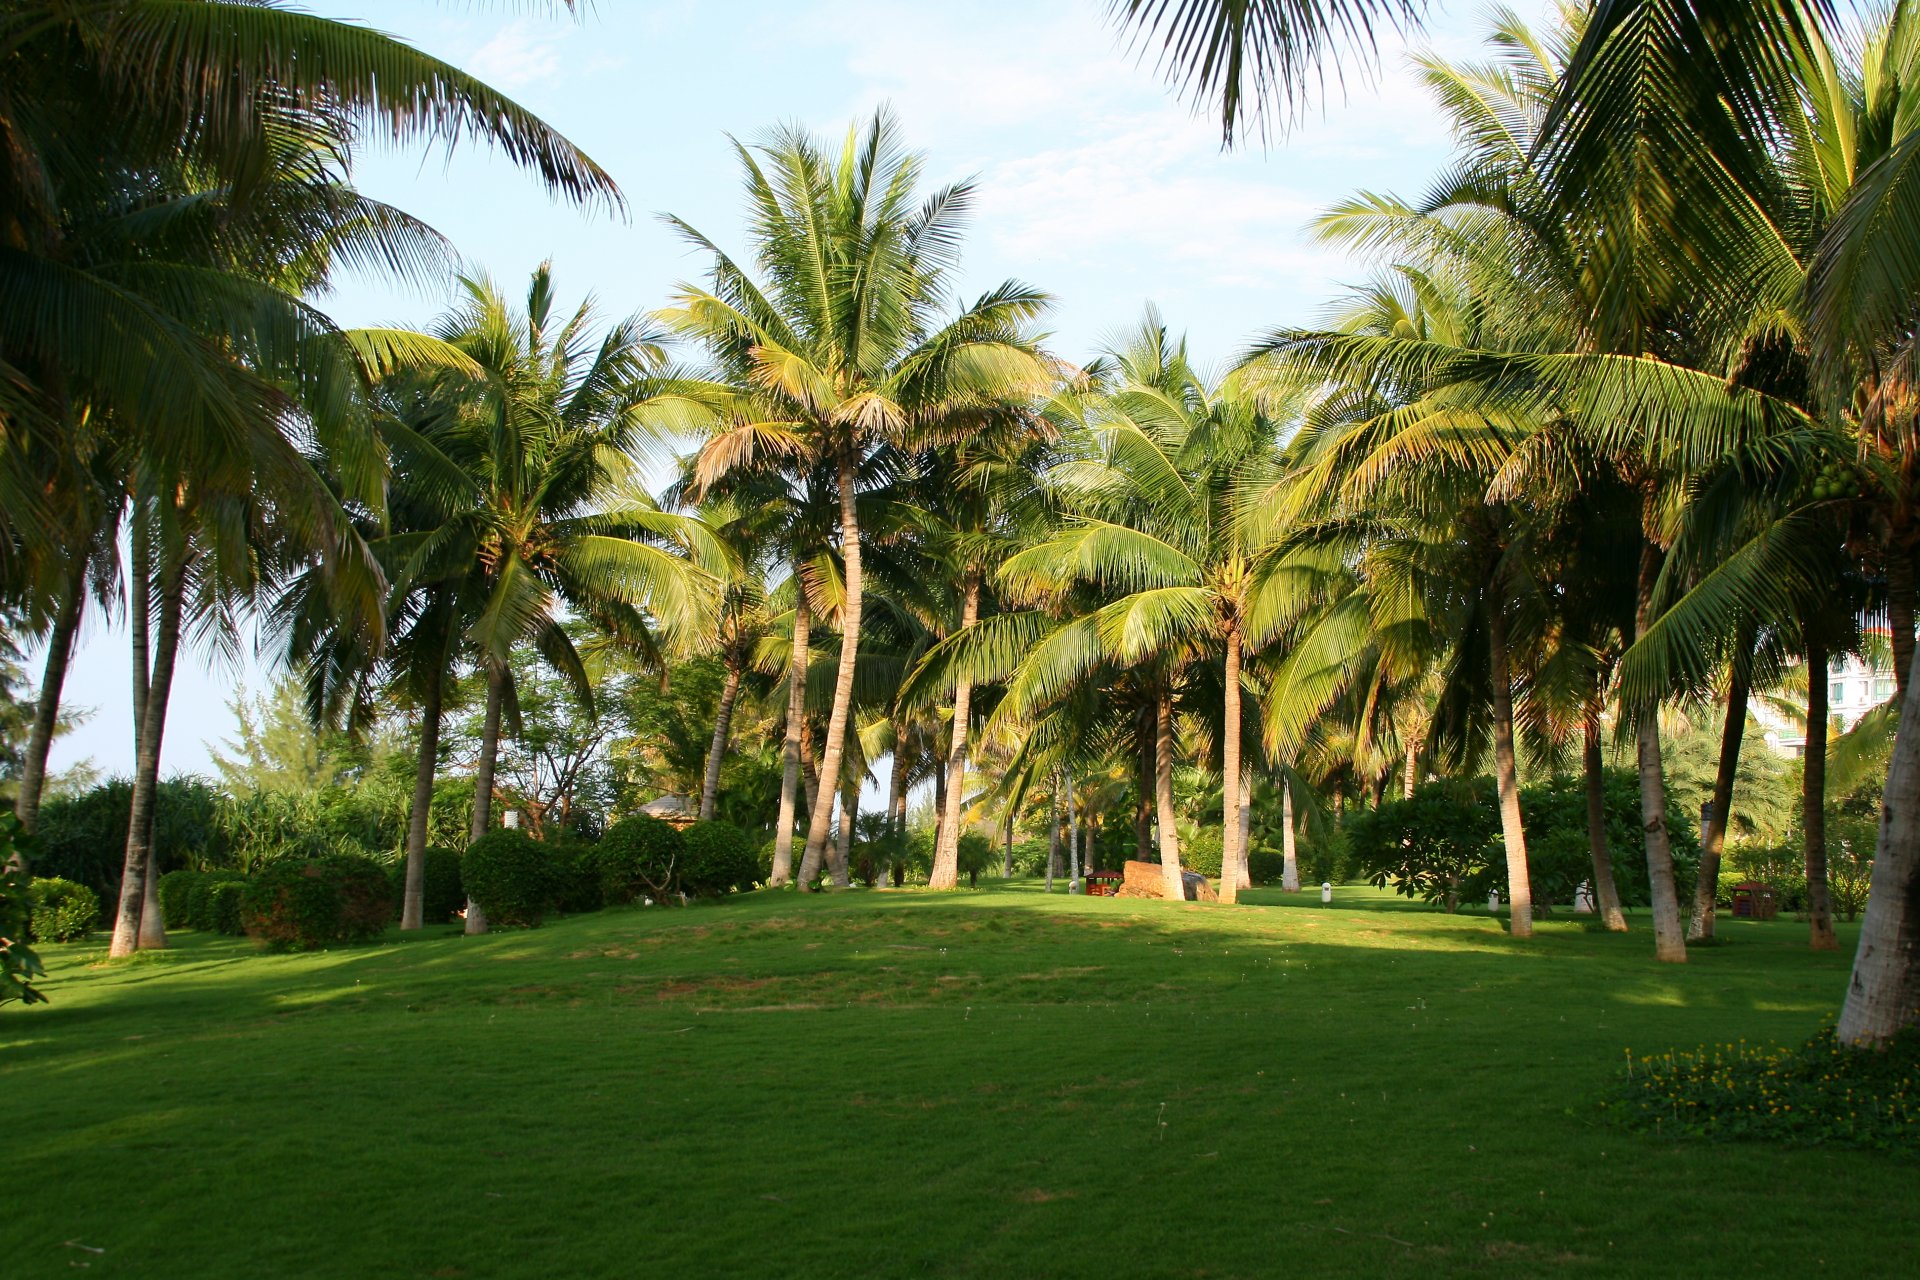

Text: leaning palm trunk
xmin=1220 ymin=629 xmax=1244 ymax=904
xmin=830 ymin=777 xmax=856 ymax=888
xmin=930 ymin=568 xmax=982 ymax=889
xmin=770 ymin=586 xmax=811 ymax=887
xmin=1634 ymin=547 xmax=1687 ymax=963
xmin=1838 ymin=632 xmax=1920 ymax=1044
xmin=798 ymin=451 xmax=863 ymax=887
xmin=15 ymin=554 xmax=86 ymax=835
xmin=886 ymin=722 xmax=910 ymax=834
xmin=1236 ymin=771 xmax=1252 ymax=890
xmin=1487 ymin=602 xmax=1533 ymax=938
xmin=1154 ymin=687 xmax=1184 ymax=899
xmin=1135 ymin=734 xmax=1154 ymax=862
xmin=1803 ymin=633 xmax=1838 ymax=951
xmin=109 ymin=554 xmax=184 ymax=957
xmin=1584 ymin=712 xmax=1629 ymax=932
xmin=1691 ymin=636 xmax=1752 ymax=941
xmin=1281 ymin=778 xmax=1299 ymax=892
xmin=698 ymin=662 xmax=743 ymax=821
xmin=464 ymin=662 xmax=505 ymax=935
xmin=400 ymin=657 xmax=446 ymax=931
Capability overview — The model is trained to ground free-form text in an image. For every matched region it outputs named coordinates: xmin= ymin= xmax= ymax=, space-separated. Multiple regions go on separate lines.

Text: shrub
xmin=548 ymin=836 xmax=604 ymax=915
xmin=241 ymin=855 xmax=392 ymax=950
xmin=1 ymin=817 xmax=47 ymax=1006
xmin=33 ymin=776 xmax=226 ymax=905
xmin=1182 ymin=827 xmax=1224 ymax=879
xmin=27 ymin=877 xmax=99 ymax=942
xmin=956 ymin=832 xmax=993 ymax=886
xmin=1607 ymin=1027 xmax=1920 ymax=1153
xmin=157 ymin=869 xmax=202 ymax=928
xmin=201 ymin=880 xmax=248 ymax=935
xmin=680 ymin=820 xmax=758 ymax=897
xmin=596 ymin=815 xmax=683 ymax=903
xmin=389 ymin=847 xmax=466 ymax=925
xmin=462 ymin=830 xmax=557 ymax=927
xmin=1347 ymin=779 xmax=1500 ymax=911
xmin=1518 ymin=768 xmax=1700 ymax=907
xmin=1247 ymin=848 xmax=1286 ymax=885
xmin=187 ymin=872 xmax=248 ymax=932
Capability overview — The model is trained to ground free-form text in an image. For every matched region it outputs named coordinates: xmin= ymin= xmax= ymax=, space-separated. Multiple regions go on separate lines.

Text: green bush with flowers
xmin=1606 ymin=1027 xmax=1919 ymax=1152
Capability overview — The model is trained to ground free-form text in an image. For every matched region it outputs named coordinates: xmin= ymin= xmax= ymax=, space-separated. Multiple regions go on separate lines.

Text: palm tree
xmin=662 ymin=107 xmax=1051 ymax=887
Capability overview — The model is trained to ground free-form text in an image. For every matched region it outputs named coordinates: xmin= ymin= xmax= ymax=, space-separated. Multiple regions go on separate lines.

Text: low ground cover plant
xmin=1609 ymin=1027 xmax=1919 ymax=1152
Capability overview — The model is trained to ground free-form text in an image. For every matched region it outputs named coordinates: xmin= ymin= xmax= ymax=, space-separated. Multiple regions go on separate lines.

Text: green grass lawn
xmin=4 ymin=884 xmax=1911 ymax=1278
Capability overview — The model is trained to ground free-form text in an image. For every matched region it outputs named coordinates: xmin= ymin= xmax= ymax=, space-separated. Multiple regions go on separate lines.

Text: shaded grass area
xmin=3 ymin=884 xmax=1911 ymax=1278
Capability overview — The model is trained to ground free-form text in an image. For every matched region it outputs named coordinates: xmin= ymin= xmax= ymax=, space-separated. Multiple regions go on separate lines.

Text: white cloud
xmin=466 ymin=18 xmax=570 ymax=90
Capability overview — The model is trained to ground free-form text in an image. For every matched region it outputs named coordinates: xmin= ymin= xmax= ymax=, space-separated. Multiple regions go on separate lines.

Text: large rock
xmin=1115 ymin=859 xmax=1214 ymax=901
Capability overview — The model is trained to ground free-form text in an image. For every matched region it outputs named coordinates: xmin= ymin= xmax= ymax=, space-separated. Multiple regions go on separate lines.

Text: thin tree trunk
xmin=830 ymin=777 xmax=855 ymax=889
xmin=1890 ymin=543 xmax=1916 ymax=702
xmin=464 ymin=662 xmax=505 ymax=935
xmin=1220 ymin=629 xmax=1243 ymax=904
xmin=1839 ymin=607 xmax=1920 ymax=1044
xmin=1585 ymin=711 xmax=1628 ymax=932
xmin=770 ymin=586 xmax=811 ymax=887
xmin=16 ymin=553 xmax=86 ymax=835
xmin=798 ymin=448 xmax=864 ymax=886
xmin=1236 ymin=770 xmax=1252 ymax=890
xmin=887 ymin=721 xmax=909 ymax=834
xmin=1487 ymin=600 xmax=1533 ymax=938
xmin=931 ymin=744 xmax=946 ymax=852
xmin=930 ymin=567 xmax=981 ymax=889
xmin=1135 ymin=730 xmax=1153 ymax=863
xmin=1281 ymin=777 xmax=1299 ymax=892
xmin=1690 ymin=631 xmax=1752 ymax=941
xmin=1634 ymin=544 xmax=1687 ymax=963
xmin=1068 ymin=777 xmax=1081 ymax=887
xmin=400 ymin=654 xmax=445 ymax=931
xmin=1154 ymin=686 xmax=1184 ymax=900
xmin=1402 ymin=741 xmax=1418 ymax=800
xmin=1804 ymin=631 xmax=1838 ymax=951
xmin=1002 ymin=809 xmax=1014 ymax=878
xmin=109 ymin=548 xmax=184 ymax=957
xmin=1047 ymin=773 xmax=1061 ymax=891
xmin=698 ymin=662 xmax=743 ymax=821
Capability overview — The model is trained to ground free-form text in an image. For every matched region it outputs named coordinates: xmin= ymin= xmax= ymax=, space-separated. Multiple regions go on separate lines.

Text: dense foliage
xmin=241 ymin=856 xmax=393 ymax=951
xmin=1346 ymin=780 xmax=1500 ymax=912
xmin=27 ymin=878 xmax=99 ymax=943
xmin=0 ymin=823 xmax=46 ymax=1006
xmin=462 ymin=831 xmax=558 ymax=927
xmin=678 ymin=821 xmax=758 ymax=898
xmin=597 ymin=816 xmax=683 ymax=904
xmin=391 ymin=847 xmax=466 ymax=926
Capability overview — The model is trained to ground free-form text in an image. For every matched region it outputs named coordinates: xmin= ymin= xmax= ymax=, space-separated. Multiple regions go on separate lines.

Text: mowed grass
xmin=3 ymin=885 xmax=1912 ymax=1278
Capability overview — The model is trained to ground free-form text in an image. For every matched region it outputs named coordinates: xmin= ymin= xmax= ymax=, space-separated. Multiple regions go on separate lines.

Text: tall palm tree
xmin=662 ymin=107 xmax=1051 ymax=887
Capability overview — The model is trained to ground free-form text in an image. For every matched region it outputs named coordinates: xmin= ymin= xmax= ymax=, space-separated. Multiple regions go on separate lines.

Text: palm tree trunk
xmin=109 ymin=549 xmax=184 ymax=957
xmin=1068 ymin=777 xmax=1081 ymax=886
xmin=770 ymin=586 xmax=811 ymax=887
xmin=886 ymin=717 xmax=910 ymax=842
xmin=1634 ymin=544 xmax=1687 ymax=963
xmin=1804 ymin=631 xmax=1838 ymax=951
xmin=1402 ymin=742 xmax=1418 ymax=800
xmin=930 ymin=567 xmax=982 ymax=889
xmin=1584 ymin=711 xmax=1628 ymax=932
xmin=1002 ymin=810 xmax=1014 ymax=878
xmin=1135 ymin=731 xmax=1153 ymax=862
xmin=1220 ymin=628 xmax=1244 ymax=905
xmin=464 ymin=662 xmax=505 ymax=936
xmin=1487 ymin=599 xmax=1533 ymax=938
xmin=830 ymin=777 xmax=856 ymax=888
xmin=1236 ymin=770 xmax=1252 ymax=890
xmin=798 ymin=448 xmax=865 ymax=886
xmin=1690 ymin=631 xmax=1752 ymax=941
xmin=16 ymin=552 xmax=86 ymax=834
xmin=1154 ymin=685 xmax=1184 ymax=900
xmin=1838 ymin=616 xmax=1920 ymax=1044
xmin=698 ymin=661 xmax=744 ymax=821
xmin=1890 ymin=543 xmax=1916 ymax=702
xmin=1281 ymin=777 xmax=1299 ymax=892
xmin=400 ymin=655 xmax=445 ymax=931
xmin=1047 ymin=773 xmax=1061 ymax=891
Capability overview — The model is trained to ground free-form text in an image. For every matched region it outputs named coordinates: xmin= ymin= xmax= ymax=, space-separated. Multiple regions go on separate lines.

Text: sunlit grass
xmin=2 ymin=883 xmax=1909 ymax=1278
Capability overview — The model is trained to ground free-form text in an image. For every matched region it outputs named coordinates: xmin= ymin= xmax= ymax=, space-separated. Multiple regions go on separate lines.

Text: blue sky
xmin=48 ymin=0 xmax=1549 ymax=784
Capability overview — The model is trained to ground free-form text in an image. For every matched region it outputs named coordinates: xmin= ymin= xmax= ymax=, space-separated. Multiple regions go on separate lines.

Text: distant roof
xmin=640 ymin=794 xmax=693 ymax=816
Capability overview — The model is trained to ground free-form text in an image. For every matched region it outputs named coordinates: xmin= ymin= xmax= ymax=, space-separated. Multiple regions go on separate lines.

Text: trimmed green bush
xmin=241 ymin=855 xmax=392 ymax=950
xmin=462 ymin=830 xmax=558 ymax=927
xmin=548 ymin=836 xmax=604 ymax=914
xmin=1246 ymin=849 xmax=1285 ymax=885
xmin=187 ymin=872 xmax=248 ymax=932
xmin=679 ymin=820 xmax=758 ymax=897
xmin=157 ymin=869 xmax=201 ymax=929
xmin=1182 ymin=827 xmax=1224 ymax=879
xmin=389 ymin=847 xmax=466 ymax=925
xmin=596 ymin=815 xmax=683 ymax=903
xmin=27 ymin=877 xmax=99 ymax=942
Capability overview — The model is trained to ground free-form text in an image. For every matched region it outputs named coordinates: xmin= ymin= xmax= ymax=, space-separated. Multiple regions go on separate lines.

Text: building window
xmin=1876 ymin=678 xmax=1895 ymax=701
xmin=1830 ymin=681 xmax=1845 ymax=705
xmin=1830 ymin=657 xmax=1848 ymax=677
